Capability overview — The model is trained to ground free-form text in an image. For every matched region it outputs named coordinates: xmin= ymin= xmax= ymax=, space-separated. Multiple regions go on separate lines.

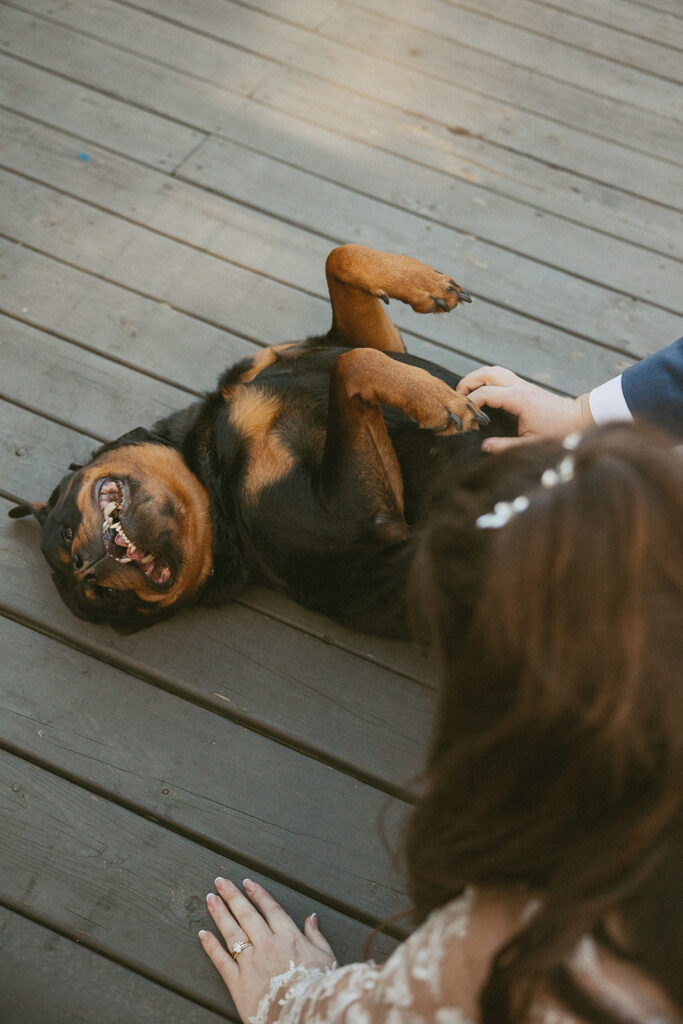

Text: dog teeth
xmin=101 ymin=504 xmax=156 ymax=569
xmin=114 ymin=522 xmax=133 ymax=546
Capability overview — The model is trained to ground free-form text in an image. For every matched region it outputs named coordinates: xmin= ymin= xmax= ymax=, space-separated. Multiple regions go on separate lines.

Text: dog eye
xmin=61 ymin=525 xmax=74 ymax=543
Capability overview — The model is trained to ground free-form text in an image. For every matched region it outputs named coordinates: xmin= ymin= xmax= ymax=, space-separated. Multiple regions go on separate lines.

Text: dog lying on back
xmin=10 ymin=245 xmax=515 ymax=635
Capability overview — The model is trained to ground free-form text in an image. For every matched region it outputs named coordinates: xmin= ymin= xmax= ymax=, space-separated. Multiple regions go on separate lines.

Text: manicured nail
xmin=481 ymin=439 xmax=491 ymax=453
xmin=214 ymin=877 xmax=225 ymax=888
xmin=198 ymin=929 xmax=208 ymax=939
xmin=206 ymin=892 xmax=216 ymax=906
xmin=243 ymin=878 xmax=255 ymax=892
xmin=310 ymin=912 xmax=318 ymax=929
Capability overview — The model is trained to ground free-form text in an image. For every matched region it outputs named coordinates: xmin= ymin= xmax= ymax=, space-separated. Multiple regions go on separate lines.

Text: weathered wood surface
xmin=1 ymin=0 xmax=681 ymax=1018
xmin=0 ymin=906 xmax=229 ymax=1024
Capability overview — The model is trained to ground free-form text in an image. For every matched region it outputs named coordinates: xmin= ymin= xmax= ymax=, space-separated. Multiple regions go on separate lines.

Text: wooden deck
xmin=0 ymin=0 xmax=681 ymax=1018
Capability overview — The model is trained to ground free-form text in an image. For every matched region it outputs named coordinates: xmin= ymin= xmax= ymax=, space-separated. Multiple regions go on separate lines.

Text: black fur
xmin=10 ymin=338 xmax=515 ymax=636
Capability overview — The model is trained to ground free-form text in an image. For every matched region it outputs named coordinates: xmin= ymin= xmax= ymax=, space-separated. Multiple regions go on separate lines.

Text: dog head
xmin=11 ymin=429 xmax=213 ymax=632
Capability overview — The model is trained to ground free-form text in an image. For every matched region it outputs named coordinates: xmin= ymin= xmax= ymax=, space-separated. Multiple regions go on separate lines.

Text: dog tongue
xmin=148 ymin=562 xmax=171 ymax=584
xmin=115 ymin=536 xmax=151 ymax=563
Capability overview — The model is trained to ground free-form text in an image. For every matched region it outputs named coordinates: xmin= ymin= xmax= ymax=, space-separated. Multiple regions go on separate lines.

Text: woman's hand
xmin=199 ymin=877 xmax=337 ymax=1022
xmin=455 ymin=366 xmax=593 ymax=453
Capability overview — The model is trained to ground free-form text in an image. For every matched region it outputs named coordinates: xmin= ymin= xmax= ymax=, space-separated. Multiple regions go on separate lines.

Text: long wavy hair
xmin=405 ymin=424 xmax=683 ymax=1023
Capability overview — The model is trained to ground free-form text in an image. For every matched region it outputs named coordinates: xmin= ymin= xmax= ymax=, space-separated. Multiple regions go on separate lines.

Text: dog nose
xmin=73 ymin=555 xmax=106 ymax=580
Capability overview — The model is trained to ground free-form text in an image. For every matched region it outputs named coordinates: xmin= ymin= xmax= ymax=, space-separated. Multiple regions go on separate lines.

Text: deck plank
xmin=177 ymin=135 xmax=681 ymax=314
xmin=25 ymin=0 xmax=680 ymax=155
xmin=0 ymin=906 xmax=229 ymax=1024
xmin=1 ymin=491 xmax=434 ymax=786
xmin=251 ymin=69 xmax=683 ymax=258
xmin=0 ymin=52 xmax=206 ymax=170
xmin=318 ymin=3 xmax=682 ymax=125
xmin=3 ymin=2 xmax=681 ymax=202
xmin=529 ymin=0 xmax=683 ymax=40
xmin=0 ymin=749 xmax=397 ymax=1016
xmin=357 ymin=0 xmax=683 ymax=83
xmin=4 ymin=12 xmax=681 ymax=262
xmin=1 ymin=1 xmax=681 ymax=1018
xmin=0 ymin=175 xmax=643 ymax=399
xmin=4 ymin=88 xmax=678 ymax=342
xmin=1 ymin=317 xmax=187 ymax=439
xmin=0 ymin=615 xmax=410 ymax=923
xmin=2 ymin=120 xmax=675 ymax=389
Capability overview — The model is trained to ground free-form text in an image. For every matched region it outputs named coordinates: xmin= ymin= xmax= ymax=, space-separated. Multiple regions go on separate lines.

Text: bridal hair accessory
xmin=475 ymin=432 xmax=581 ymax=531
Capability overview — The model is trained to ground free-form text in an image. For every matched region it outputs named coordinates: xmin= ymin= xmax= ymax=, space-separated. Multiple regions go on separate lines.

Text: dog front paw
xmin=409 ymin=377 xmax=490 ymax=434
xmin=394 ymin=263 xmax=471 ymax=314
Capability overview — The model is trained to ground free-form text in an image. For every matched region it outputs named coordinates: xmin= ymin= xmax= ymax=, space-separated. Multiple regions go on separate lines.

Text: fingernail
xmin=243 ymin=878 xmax=255 ymax=892
xmin=198 ymin=929 xmax=208 ymax=939
xmin=310 ymin=912 xmax=318 ymax=929
xmin=481 ymin=440 xmax=491 ymax=453
xmin=206 ymin=892 xmax=216 ymax=906
xmin=214 ymin=877 xmax=225 ymax=888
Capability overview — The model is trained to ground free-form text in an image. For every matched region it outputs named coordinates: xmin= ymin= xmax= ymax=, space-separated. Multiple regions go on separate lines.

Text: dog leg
xmin=325 ymin=244 xmax=471 ymax=353
xmin=320 ymin=348 xmax=486 ymax=544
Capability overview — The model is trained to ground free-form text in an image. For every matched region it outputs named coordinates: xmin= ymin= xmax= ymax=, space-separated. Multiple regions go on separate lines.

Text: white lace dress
xmin=249 ymin=887 xmax=679 ymax=1024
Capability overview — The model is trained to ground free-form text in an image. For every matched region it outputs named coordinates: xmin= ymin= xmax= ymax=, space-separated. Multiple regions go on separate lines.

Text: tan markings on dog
xmin=328 ymin=351 xmax=406 ymax=538
xmin=240 ymin=343 xmax=300 ymax=384
xmin=221 ymin=343 xmax=301 ymax=401
xmin=326 ymin=244 xmax=468 ymax=352
xmin=338 ymin=348 xmax=483 ymax=433
xmin=70 ymin=444 xmax=212 ymax=608
xmin=228 ymin=385 xmax=295 ymax=503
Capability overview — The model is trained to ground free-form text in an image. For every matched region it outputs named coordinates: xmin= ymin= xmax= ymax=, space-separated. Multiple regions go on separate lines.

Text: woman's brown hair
xmin=405 ymin=423 xmax=683 ymax=1022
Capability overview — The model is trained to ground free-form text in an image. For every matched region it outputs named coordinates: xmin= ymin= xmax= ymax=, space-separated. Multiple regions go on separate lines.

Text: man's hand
xmin=456 ymin=366 xmax=594 ymax=453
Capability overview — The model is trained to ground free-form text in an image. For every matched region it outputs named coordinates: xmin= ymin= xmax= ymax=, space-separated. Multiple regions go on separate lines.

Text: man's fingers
xmin=456 ymin=365 xmax=520 ymax=396
xmin=481 ymin=435 xmax=535 ymax=454
xmin=457 ymin=384 xmax=526 ymax=415
xmin=198 ymin=929 xmax=237 ymax=986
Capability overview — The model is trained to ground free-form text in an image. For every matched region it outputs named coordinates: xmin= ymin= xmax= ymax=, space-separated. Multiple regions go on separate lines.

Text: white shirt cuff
xmin=588 ymin=375 xmax=633 ymax=425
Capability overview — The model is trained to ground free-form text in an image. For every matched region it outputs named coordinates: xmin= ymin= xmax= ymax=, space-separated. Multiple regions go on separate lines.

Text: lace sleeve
xmin=249 ymin=889 xmax=679 ymax=1024
xmin=247 ymin=887 xmax=519 ymax=1024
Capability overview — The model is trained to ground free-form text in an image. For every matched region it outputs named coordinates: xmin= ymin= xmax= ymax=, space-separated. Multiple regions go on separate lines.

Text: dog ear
xmin=8 ymin=501 xmax=49 ymax=524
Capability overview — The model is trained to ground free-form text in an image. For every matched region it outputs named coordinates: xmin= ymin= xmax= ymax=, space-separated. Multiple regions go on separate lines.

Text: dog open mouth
xmin=98 ymin=478 xmax=173 ymax=586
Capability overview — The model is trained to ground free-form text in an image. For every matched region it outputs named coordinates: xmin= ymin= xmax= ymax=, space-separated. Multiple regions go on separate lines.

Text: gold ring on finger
xmin=230 ymin=940 xmax=253 ymax=961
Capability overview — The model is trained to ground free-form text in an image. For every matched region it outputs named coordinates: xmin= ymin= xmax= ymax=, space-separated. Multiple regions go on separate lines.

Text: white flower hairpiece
xmin=475 ymin=432 xmax=581 ymax=531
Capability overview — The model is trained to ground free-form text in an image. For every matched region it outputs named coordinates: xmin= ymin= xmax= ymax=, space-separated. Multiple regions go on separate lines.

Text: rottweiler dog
xmin=10 ymin=245 xmax=515 ymax=635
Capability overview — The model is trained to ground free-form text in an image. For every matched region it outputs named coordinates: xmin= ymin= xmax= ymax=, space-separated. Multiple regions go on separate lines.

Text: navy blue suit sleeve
xmin=621 ymin=338 xmax=683 ymax=438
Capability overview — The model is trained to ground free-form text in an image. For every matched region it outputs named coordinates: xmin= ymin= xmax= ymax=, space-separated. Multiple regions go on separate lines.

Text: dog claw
xmin=446 ymin=281 xmax=472 ymax=303
xmin=448 ymin=411 xmax=463 ymax=431
xmin=434 ymin=297 xmax=451 ymax=312
xmin=475 ymin=408 xmax=490 ymax=425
